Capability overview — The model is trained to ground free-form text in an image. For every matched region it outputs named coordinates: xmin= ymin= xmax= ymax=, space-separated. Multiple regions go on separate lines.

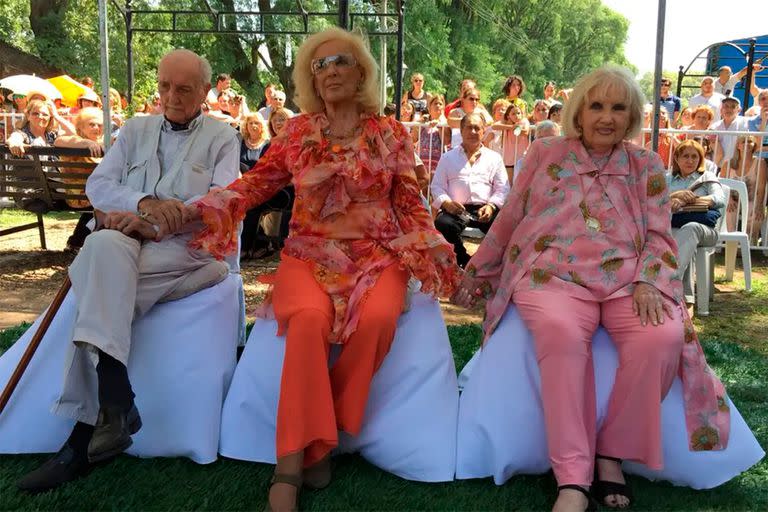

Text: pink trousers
xmin=514 ymin=290 xmax=684 ymax=486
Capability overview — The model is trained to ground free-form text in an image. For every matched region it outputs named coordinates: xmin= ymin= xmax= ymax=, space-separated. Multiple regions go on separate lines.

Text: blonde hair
xmin=109 ymin=88 xmax=122 ymax=112
xmin=268 ymin=107 xmax=291 ymax=137
xmin=240 ymin=112 xmax=268 ymax=145
xmin=492 ymin=99 xmax=511 ymax=116
xmin=292 ymin=27 xmax=380 ymax=114
xmin=73 ymin=107 xmax=104 ymax=141
xmin=561 ymin=65 xmax=645 ymax=140
xmin=22 ymin=99 xmax=57 ymax=133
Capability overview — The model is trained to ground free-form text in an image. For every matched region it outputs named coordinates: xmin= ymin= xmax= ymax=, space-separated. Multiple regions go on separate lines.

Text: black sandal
xmin=557 ymin=485 xmax=597 ymax=512
xmin=264 ymin=472 xmax=303 ymax=512
xmin=592 ymin=454 xmax=634 ymax=508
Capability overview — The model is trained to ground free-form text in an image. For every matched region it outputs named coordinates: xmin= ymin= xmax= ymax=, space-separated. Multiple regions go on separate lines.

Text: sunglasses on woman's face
xmin=311 ymin=53 xmax=357 ymax=75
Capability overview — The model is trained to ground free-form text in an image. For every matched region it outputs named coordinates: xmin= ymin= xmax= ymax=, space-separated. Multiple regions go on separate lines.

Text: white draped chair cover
xmin=0 ymin=274 xmax=243 ymax=464
xmin=218 ymin=292 xmax=459 ymax=482
xmin=456 ymin=305 xmax=765 ymax=489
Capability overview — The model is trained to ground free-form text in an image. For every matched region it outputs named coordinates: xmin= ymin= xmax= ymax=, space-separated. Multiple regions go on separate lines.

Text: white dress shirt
xmin=711 ymin=116 xmax=749 ymax=162
xmin=688 ymin=93 xmax=726 ymax=123
xmin=430 ymin=144 xmax=509 ymax=209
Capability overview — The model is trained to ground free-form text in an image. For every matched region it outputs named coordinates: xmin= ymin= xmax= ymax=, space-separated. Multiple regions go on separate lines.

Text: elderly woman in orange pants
xmin=454 ymin=66 xmax=730 ymax=512
xmin=178 ymin=28 xmax=459 ymax=511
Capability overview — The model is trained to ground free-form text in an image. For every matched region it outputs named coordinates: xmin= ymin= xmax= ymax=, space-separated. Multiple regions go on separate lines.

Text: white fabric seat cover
xmin=456 ymin=305 xmax=765 ymax=489
xmin=219 ymin=292 xmax=459 ymax=482
xmin=0 ymin=274 xmax=243 ymax=464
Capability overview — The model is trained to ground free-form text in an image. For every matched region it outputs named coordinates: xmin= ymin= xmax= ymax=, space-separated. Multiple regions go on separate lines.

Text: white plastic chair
xmin=718 ymin=178 xmax=752 ymax=292
xmin=693 ymin=184 xmax=728 ymax=316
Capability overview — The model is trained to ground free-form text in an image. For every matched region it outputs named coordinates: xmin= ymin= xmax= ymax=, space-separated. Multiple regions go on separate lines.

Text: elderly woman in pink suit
xmin=454 ymin=66 xmax=731 ymax=512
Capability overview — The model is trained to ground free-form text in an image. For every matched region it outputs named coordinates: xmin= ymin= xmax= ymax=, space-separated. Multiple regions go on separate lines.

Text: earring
xmin=356 ymin=81 xmax=363 ymax=91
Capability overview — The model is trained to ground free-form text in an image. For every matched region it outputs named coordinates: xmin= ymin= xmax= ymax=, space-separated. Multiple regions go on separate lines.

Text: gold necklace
xmin=323 ymin=125 xmax=360 ymax=139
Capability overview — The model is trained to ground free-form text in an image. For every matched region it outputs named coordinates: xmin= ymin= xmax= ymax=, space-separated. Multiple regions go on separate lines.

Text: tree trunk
xmin=28 ymin=0 xmax=70 ymax=59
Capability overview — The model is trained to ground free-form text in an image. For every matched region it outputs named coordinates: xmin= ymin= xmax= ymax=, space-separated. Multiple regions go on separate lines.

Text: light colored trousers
xmin=672 ymin=223 xmax=719 ymax=304
xmin=514 ymin=290 xmax=684 ymax=486
xmin=52 ymin=229 xmax=213 ymax=424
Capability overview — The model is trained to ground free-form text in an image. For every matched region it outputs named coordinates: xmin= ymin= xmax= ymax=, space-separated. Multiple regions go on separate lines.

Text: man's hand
xmin=102 ymin=211 xmax=160 ymax=241
xmin=632 ymin=282 xmax=674 ymax=327
xmin=477 ymin=204 xmax=495 ymax=222
xmin=138 ymin=197 xmax=186 ymax=237
xmin=441 ymin=200 xmax=466 ymax=216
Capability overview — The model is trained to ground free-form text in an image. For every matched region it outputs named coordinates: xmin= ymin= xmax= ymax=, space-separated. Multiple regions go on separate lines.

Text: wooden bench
xmin=0 ymin=144 xmax=97 ymax=249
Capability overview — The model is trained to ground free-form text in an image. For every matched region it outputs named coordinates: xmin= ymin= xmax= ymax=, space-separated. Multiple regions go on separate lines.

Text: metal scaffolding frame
xmin=676 ymin=38 xmax=768 ymax=109
xmin=103 ymin=0 xmax=406 ymax=116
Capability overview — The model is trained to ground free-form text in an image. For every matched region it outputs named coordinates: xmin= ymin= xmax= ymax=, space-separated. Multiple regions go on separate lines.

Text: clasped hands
xmin=99 ymin=198 xmax=201 ymax=241
xmin=670 ymin=190 xmax=711 ymax=213
xmin=442 ymin=200 xmax=495 ymax=222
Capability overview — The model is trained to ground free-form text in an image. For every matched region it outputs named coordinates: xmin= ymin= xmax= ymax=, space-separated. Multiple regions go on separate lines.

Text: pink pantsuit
xmin=463 ymin=137 xmax=730 ymax=485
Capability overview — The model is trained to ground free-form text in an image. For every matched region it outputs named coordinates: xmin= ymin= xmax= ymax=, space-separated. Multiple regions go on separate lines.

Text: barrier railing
xmin=402 ymin=120 xmax=768 ymax=252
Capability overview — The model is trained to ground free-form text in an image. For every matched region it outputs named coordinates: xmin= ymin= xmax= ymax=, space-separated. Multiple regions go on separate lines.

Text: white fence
xmin=403 ymin=121 xmax=768 ymax=252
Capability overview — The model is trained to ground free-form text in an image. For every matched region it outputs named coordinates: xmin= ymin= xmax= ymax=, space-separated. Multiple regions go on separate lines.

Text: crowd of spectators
xmin=1 ymin=60 xmax=768 ymax=259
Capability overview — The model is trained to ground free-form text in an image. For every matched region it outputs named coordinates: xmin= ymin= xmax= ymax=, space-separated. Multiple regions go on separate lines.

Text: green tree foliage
xmin=638 ymin=69 xmax=702 ymax=107
xmin=0 ymin=0 xmax=632 ymax=112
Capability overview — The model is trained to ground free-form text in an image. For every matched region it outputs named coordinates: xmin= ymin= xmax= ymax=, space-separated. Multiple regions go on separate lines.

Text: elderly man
xmin=431 ymin=112 xmax=509 ymax=268
xmin=688 ymin=77 xmax=726 ymax=123
xmin=258 ymin=88 xmax=293 ymax=120
xmin=17 ymin=49 xmax=240 ymax=493
xmin=712 ymin=96 xmax=749 ymax=170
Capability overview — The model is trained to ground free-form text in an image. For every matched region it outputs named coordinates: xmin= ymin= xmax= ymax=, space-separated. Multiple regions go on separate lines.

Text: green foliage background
xmin=1 ymin=0 xmax=635 ymax=108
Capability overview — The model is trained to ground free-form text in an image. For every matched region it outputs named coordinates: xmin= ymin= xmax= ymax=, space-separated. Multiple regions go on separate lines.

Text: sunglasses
xmin=412 ymin=79 xmax=424 ymax=82
xmin=311 ymin=53 xmax=357 ymax=75
xmin=466 ymin=97 xmax=480 ymax=102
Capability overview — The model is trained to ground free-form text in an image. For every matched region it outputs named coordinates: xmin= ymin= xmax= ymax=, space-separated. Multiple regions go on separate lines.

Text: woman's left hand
xmin=633 ymin=282 xmax=674 ymax=326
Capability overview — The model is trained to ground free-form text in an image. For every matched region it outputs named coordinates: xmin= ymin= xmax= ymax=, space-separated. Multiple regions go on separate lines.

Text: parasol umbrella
xmin=0 ymin=74 xmax=62 ymax=101
xmin=47 ymin=75 xmax=93 ymax=108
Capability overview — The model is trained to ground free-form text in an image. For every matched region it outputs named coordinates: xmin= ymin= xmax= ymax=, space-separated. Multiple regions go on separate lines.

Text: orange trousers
xmin=271 ymin=255 xmax=408 ymax=467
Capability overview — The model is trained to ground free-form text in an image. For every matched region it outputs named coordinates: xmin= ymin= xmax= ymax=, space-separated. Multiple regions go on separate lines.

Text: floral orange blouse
xmin=189 ymin=112 xmax=459 ymax=343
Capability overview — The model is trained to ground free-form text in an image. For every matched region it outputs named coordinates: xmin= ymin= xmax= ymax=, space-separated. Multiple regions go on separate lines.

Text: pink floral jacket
xmin=465 ymin=137 xmax=730 ymax=452
xmin=189 ymin=112 xmax=459 ymax=344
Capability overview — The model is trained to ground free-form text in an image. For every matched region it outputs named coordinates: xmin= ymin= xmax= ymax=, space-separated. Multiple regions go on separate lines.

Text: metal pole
xmin=98 ymin=0 xmax=112 ymax=151
xmin=338 ymin=0 xmax=349 ymax=30
xmin=650 ymin=0 xmax=666 ymax=152
xmin=743 ymin=38 xmax=756 ymax=108
xmin=126 ymin=0 xmax=134 ymax=104
xmin=379 ymin=0 xmax=388 ymax=112
xmin=395 ymin=0 xmax=405 ymax=120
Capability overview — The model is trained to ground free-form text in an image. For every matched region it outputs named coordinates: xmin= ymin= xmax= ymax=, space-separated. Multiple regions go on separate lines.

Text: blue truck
xmin=706 ymin=34 xmax=768 ymax=110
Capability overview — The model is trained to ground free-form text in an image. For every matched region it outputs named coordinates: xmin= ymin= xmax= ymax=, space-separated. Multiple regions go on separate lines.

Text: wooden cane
xmin=0 ymin=275 xmax=71 ymax=415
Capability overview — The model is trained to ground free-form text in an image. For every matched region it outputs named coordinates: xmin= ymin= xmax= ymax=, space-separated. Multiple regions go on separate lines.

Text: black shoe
xmin=16 ymin=443 xmax=91 ymax=493
xmin=592 ymin=454 xmax=633 ymax=508
xmin=558 ymin=485 xmax=597 ymax=512
xmin=87 ymin=403 xmax=142 ymax=463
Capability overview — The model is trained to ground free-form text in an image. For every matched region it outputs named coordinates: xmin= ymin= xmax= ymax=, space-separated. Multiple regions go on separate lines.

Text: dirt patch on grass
xmin=3 ymin=216 xmax=764 ymax=333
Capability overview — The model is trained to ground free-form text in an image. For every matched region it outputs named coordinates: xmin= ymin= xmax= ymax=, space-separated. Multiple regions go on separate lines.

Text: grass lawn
xmin=0 ymin=209 xmax=81 ymax=229
xmin=0 ymin=255 xmax=766 ymax=510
